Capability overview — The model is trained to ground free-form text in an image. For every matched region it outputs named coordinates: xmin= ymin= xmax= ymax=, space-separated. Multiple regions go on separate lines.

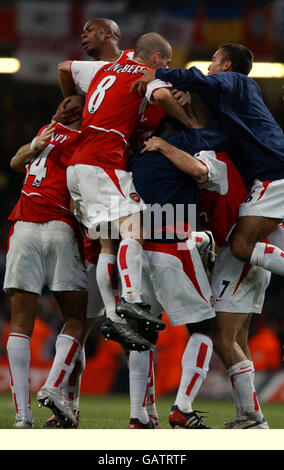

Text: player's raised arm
xmin=142 ymin=136 xmax=208 ymax=179
xmin=10 ymin=121 xmax=56 ymax=173
xmin=132 ymin=65 xmax=237 ymax=102
xmin=59 ymin=59 xmax=109 ymax=98
xmin=150 ymin=87 xmax=198 ymax=129
xmin=58 ymin=61 xmax=76 ymax=98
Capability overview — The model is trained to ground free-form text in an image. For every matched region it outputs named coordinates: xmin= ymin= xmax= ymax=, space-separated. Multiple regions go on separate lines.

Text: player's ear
xmin=104 ymin=27 xmax=113 ymax=39
xmin=223 ymin=59 xmax=232 ymax=72
xmin=154 ymin=51 xmax=161 ymax=64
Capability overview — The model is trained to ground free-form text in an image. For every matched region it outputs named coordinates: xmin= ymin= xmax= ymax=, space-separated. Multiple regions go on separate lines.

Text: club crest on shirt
xmin=130 ymin=192 xmax=141 ymax=203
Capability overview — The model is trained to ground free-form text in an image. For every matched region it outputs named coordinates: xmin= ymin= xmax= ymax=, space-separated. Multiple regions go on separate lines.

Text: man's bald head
xmin=134 ymin=32 xmax=172 ymax=63
xmin=81 ymin=18 xmax=121 ymax=59
xmin=83 ymin=17 xmax=121 ymax=40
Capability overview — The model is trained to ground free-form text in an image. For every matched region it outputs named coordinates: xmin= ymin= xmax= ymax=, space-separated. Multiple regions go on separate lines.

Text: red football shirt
xmin=69 ymin=57 xmax=171 ymax=170
xmin=9 ymin=122 xmax=80 ymax=226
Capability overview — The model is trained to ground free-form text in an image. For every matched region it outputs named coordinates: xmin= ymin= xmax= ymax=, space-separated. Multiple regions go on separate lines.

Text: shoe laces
xmin=137 ymin=302 xmax=151 ymax=312
xmin=192 ymin=410 xmax=209 ymax=428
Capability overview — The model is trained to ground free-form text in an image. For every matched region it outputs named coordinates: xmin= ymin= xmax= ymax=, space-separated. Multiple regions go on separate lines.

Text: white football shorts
xmin=238 ymin=178 xmax=284 ymax=220
xmin=67 ymin=164 xmax=146 ymax=237
xmin=212 ymin=244 xmax=271 ymax=314
xmin=140 ymin=240 xmax=216 ymax=326
xmin=4 ymin=220 xmax=87 ymax=295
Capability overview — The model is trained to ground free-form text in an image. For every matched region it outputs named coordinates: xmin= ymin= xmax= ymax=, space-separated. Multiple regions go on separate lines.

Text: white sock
xmin=231 ymin=385 xmax=244 ymax=421
xmin=146 ymin=356 xmax=158 ymax=419
xmin=117 ymin=239 xmax=143 ymax=303
xmin=61 ymin=347 xmax=86 ymax=411
xmin=268 ymin=224 xmax=284 ymax=251
xmin=96 ymin=253 xmax=124 ymax=323
xmin=250 ymin=241 xmax=284 ymax=276
xmin=129 ymin=347 xmax=155 ymax=423
xmin=7 ymin=333 xmax=33 ymax=421
xmin=250 ymin=360 xmax=255 ymax=382
xmin=43 ymin=334 xmax=81 ymax=391
xmin=227 ymin=360 xmax=263 ymax=422
xmin=175 ymin=333 xmax=212 ymax=413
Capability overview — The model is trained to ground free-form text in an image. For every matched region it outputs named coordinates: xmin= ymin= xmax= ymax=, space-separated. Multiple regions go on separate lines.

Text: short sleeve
xmin=70 ymin=60 xmax=109 ymax=95
xmin=145 ymin=79 xmax=172 ymax=103
xmin=194 ymin=150 xmax=228 ymax=194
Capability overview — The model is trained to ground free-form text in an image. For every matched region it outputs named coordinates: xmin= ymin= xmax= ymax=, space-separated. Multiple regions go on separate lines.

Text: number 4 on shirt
xmin=25 ymin=143 xmax=55 ymax=187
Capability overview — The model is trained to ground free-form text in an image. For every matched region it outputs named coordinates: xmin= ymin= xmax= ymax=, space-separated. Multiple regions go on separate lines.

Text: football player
xmin=4 ymin=95 xmax=87 ymax=428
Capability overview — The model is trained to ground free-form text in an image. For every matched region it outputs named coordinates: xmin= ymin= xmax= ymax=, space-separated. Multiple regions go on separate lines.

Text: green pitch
xmin=0 ymin=393 xmax=283 ymax=429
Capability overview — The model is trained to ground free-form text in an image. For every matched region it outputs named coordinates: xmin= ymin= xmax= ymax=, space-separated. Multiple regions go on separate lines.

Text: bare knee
xmin=9 ymin=290 xmax=38 ymax=337
xmin=230 ymin=234 xmax=254 ymax=262
xmin=53 ymin=291 xmax=87 ymax=343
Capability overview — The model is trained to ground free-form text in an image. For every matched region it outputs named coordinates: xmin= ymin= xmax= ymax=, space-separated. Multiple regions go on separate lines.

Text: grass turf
xmin=0 ymin=393 xmax=283 ymax=429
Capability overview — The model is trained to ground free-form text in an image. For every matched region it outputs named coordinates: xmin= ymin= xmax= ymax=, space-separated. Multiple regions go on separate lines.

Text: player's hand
xmin=130 ymin=70 xmax=156 ymax=97
xmin=141 ymin=136 xmax=164 ymax=153
xmin=171 ymin=89 xmax=191 ymax=107
xmin=53 ymin=97 xmax=83 ymax=124
xmin=31 ymin=120 xmax=56 ymax=153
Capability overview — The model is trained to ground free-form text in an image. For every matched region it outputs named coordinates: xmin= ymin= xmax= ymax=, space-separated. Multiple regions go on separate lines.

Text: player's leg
xmin=36 ymin=220 xmax=88 ymax=427
xmin=230 ymin=179 xmax=284 ymax=274
xmin=96 ymin=237 xmax=119 ymax=322
xmin=230 ymin=215 xmax=284 ymax=273
xmin=37 ymin=290 xmax=87 ymax=428
xmin=6 ymin=289 xmax=37 ymax=428
xmin=214 ymin=311 xmax=264 ymax=427
xmin=214 ymin=312 xmax=248 ymax=367
xmin=169 ymin=317 xmax=214 ymax=429
xmin=145 ymin=369 xmax=159 ymax=428
xmin=128 ymin=261 xmax=162 ymax=429
xmin=212 ymin=244 xmax=269 ymax=429
xmin=115 ymin=213 xmax=166 ymax=332
xmin=236 ymin=313 xmax=252 ymax=361
xmin=128 ymin=346 xmax=157 ymax=429
xmin=98 ymin=235 xmax=152 ymax=351
xmin=227 ymin=313 xmax=254 ymax=427
xmin=144 ymin=240 xmax=216 ymax=428
xmin=3 ymin=220 xmax=46 ymax=428
xmin=42 ymin=251 xmax=105 ymax=429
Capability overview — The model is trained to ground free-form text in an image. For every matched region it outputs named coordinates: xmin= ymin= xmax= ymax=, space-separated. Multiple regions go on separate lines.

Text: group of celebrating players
xmin=3 ymin=16 xmax=284 ymax=430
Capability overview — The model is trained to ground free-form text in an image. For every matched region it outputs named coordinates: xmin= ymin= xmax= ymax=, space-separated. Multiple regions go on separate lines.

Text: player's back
xmin=9 ymin=122 xmax=80 ymax=224
xmin=130 ymin=146 xmax=198 ymax=243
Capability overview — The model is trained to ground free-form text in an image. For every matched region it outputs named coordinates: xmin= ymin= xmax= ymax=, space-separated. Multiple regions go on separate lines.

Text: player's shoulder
xmin=218 ymin=71 xmax=257 ymax=89
xmin=115 ymin=49 xmax=134 ymax=62
xmin=37 ymin=124 xmax=49 ymax=136
xmin=54 ymin=122 xmax=80 ymax=135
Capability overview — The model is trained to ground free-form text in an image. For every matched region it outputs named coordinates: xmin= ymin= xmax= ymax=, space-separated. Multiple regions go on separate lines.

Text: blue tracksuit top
xmin=156 ymin=66 xmax=284 ymax=185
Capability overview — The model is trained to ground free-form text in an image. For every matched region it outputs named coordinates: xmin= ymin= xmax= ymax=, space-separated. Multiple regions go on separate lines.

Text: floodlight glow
xmin=185 ymin=61 xmax=284 ymax=78
xmin=0 ymin=58 xmax=21 ymax=74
